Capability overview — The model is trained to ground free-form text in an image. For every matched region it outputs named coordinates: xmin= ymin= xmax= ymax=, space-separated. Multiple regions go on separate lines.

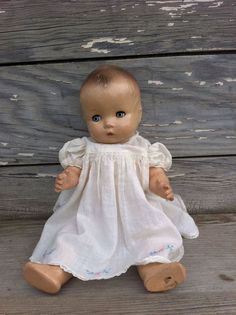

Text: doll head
xmin=80 ymin=65 xmax=142 ymax=144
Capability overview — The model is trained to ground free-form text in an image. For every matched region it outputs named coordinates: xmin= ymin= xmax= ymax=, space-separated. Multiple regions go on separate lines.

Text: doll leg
xmin=23 ymin=261 xmax=73 ymax=294
xmin=137 ymin=262 xmax=186 ymax=292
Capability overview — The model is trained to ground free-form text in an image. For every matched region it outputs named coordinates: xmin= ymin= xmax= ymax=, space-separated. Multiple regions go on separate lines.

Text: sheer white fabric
xmin=30 ymin=133 xmax=199 ymax=280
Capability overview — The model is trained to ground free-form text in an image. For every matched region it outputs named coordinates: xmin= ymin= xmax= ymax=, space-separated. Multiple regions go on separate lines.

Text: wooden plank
xmin=1 ymin=156 xmax=235 ymax=219
xmin=0 ymin=54 xmax=236 ymax=166
xmin=0 ymin=0 xmax=235 ymax=63
xmin=0 ymin=213 xmax=236 ymax=314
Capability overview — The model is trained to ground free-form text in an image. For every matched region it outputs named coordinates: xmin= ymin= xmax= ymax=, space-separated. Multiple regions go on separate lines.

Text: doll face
xmin=81 ymin=79 xmax=142 ymax=144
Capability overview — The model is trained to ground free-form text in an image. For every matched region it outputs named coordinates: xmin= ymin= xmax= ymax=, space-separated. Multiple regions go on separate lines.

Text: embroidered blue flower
xmin=148 ymin=244 xmax=174 ymax=256
xmin=86 ymin=268 xmax=111 ymax=277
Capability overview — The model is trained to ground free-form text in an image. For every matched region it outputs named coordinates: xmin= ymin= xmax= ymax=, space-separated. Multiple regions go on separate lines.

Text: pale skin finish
xmin=23 ymin=74 xmax=184 ymax=294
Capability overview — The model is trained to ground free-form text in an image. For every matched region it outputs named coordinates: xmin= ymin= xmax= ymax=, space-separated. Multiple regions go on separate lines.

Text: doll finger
xmin=58 ymin=173 xmax=67 ymax=180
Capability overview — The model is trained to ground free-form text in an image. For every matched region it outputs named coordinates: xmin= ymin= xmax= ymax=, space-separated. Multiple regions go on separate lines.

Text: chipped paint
xmin=168 ymin=22 xmax=174 ymax=26
xmin=191 ymin=36 xmax=202 ymax=38
xmin=148 ymin=80 xmax=164 ymax=85
xmin=100 ymin=9 xmax=106 ymax=12
xmin=185 ymin=72 xmax=192 ymax=76
xmin=215 ymin=81 xmax=223 ymax=86
xmin=199 ymin=81 xmax=206 ymax=85
xmin=137 ymin=29 xmax=145 ymax=32
xmin=82 ymin=37 xmax=133 ymax=54
xmin=141 ymin=123 xmax=156 ymax=127
xmin=209 ymin=1 xmax=223 ymax=8
xmin=10 ymin=94 xmax=19 ymax=101
xmin=172 ymin=88 xmax=183 ymax=90
xmin=1 ymin=142 xmax=8 ymax=146
xmin=121 ymin=8 xmax=126 ymax=10
xmin=50 ymin=91 xmax=57 ymax=95
xmin=0 ymin=161 xmax=8 ymax=165
xmin=160 ymin=3 xmax=197 ymax=12
xmin=36 ymin=173 xmax=57 ymax=178
xmin=0 ymin=10 xmax=6 ymax=13
xmin=18 ymin=153 xmax=34 ymax=157
xmin=198 ymin=137 xmax=208 ymax=140
xmin=194 ymin=129 xmax=215 ymax=132
xmin=158 ymin=123 xmax=170 ymax=127
xmin=173 ymin=120 xmax=183 ymax=124
xmin=226 ymin=136 xmax=236 ymax=139
xmin=91 ymin=48 xmax=110 ymax=54
xmin=169 ymin=173 xmax=185 ymax=178
xmin=224 ymin=78 xmax=236 ymax=82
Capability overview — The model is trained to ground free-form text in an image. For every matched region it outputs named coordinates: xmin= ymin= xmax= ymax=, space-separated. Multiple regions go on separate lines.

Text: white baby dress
xmin=30 ymin=132 xmax=199 ymax=280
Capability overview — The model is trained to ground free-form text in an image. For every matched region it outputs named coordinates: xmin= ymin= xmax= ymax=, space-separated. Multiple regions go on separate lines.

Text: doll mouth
xmin=107 ymin=132 xmax=114 ymax=136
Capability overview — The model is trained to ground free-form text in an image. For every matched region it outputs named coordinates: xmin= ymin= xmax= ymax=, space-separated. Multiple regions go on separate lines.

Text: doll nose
xmin=103 ymin=118 xmax=115 ymax=129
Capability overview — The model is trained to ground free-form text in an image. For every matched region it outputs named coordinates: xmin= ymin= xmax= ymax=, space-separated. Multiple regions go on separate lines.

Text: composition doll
xmin=23 ymin=65 xmax=199 ymax=294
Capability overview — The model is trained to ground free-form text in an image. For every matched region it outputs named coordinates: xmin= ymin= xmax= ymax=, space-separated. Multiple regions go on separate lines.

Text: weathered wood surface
xmin=0 ymin=0 xmax=235 ymax=64
xmin=1 ymin=156 xmax=235 ymax=219
xmin=1 ymin=54 xmax=236 ymax=166
xmin=0 ymin=213 xmax=235 ymax=314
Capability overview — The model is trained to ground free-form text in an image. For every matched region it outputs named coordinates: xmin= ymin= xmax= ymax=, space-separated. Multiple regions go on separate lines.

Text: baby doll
xmin=23 ymin=65 xmax=199 ymax=294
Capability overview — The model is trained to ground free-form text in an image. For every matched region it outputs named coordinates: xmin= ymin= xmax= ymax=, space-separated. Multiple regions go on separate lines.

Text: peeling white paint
xmin=215 ymin=81 xmax=223 ymax=86
xmin=49 ymin=146 xmax=57 ymax=150
xmin=55 ymin=79 xmax=72 ymax=84
xmin=91 ymin=48 xmax=110 ymax=54
xmin=158 ymin=123 xmax=170 ymax=127
xmin=147 ymin=3 xmax=155 ymax=6
xmin=36 ymin=173 xmax=57 ymax=178
xmin=198 ymin=137 xmax=208 ymax=140
xmin=121 ymin=8 xmax=126 ymax=10
xmin=137 ymin=29 xmax=145 ymax=32
xmin=18 ymin=153 xmax=34 ymax=157
xmin=226 ymin=136 xmax=236 ymax=139
xmin=50 ymin=91 xmax=57 ymax=95
xmin=199 ymin=81 xmax=206 ymax=85
xmin=173 ymin=120 xmax=183 ymax=124
xmin=185 ymin=72 xmax=192 ymax=76
xmin=100 ymin=9 xmax=106 ymax=12
xmin=0 ymin=161 xmax=8 ymax=165
xmin=1 ymin=142 xmax=8 ymax=146
xmin=0 ymin=10 xmax=6 ymax=13
xmin=168 ymin=22 xmax=174 ymax=26
xmin=186 ymin=48 xmax=203 ymax=51
xmin=160 ymin=3 xmax=197 ymax=12
xmin=191 ymin=36 xmax=202 ymax=39
xmin=10 ymin=94 xmax=19 ymax=101
xmin=169 ymin=173 xmax=185 ymax=178
xmin=141 ymin=123 xmax=156 ymax=127
xmin=209 ymin=1 xmax=223 ymax=8
xmin=224 ymin=78 xmax=236 ymax=82
xmin=194 ymin=129 xmax=215 ymax=132
xmin=172 ymin=88 xmax=183 ymax=90
xmin=148 ymin=80 xmax=164 ymax=85
xmin=186 ymin=117 xmax=194 ymax=120
xmin=82 ymin=37 xmax=133 ymax=54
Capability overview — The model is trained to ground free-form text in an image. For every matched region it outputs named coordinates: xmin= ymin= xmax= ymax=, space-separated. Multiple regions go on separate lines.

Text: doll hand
xmin=55 ymin=166 xmax=81 ymax=192
xmin=149 ymin=167 xmax=174 ymax=201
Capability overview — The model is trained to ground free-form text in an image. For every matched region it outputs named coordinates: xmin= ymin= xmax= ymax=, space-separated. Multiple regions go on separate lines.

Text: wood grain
xmin=0 ymin=54 xmax=236 ymax=166
xmin=0 ymin=156 xmax=235 ymax=219
xmin=0 ymin=213 xmax=235 ymax=314
xmin=0 ymin=0 xmax=235 ymax=63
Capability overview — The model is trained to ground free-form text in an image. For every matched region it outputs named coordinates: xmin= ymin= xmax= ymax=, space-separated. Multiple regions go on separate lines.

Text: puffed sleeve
xmin=59 ymin=138 xmax=86 ymax=169
xmin=148 ymin=142 xmax=172 ymax=171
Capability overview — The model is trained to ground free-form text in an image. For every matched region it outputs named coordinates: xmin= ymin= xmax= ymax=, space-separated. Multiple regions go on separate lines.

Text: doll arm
xmin=149 ymin=167 xmax=174 ymax=201
xmin=148 ymin=142 xmax=173 ymax=200
xmin=55 ymin=166 xmax=81 ymax=192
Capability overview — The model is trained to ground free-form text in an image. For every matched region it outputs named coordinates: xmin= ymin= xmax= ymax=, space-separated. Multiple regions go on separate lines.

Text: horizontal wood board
xmin=0 ymin=156 xmax=235 ymax=219
xmin=0 ymin=54 xmax=236 ymax=166
xmin=0 ymin=0 xmax=235 ymax=63
xmin=0 ymin=213 xmax=236 ymax=314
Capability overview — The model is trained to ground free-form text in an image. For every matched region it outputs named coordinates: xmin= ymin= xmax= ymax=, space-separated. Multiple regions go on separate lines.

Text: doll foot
xmin=23 ymin=262 xmax=73 ymax=294
xmin=137 ymin=262 xmax=186 ymax=292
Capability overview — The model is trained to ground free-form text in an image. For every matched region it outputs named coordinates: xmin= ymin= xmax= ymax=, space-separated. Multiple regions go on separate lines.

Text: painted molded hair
xmin=80 ymin=64 xmax=140 ymax=95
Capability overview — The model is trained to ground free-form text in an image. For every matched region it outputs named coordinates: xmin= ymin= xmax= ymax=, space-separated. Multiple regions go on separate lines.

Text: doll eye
xmin=116 ymin=111 xmax=126 ymax=118
xmin=92 ymin=115 xmax=102 ymax=122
